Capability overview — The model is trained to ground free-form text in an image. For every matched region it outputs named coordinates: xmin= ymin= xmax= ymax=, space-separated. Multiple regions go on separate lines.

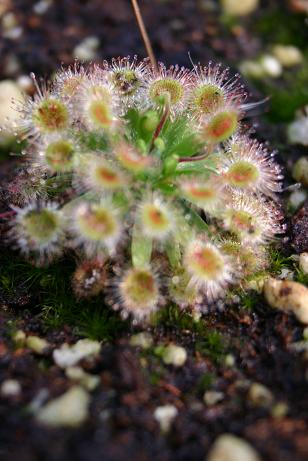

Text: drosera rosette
xmin=14 ymin=73 xmax=72 ymax=143
xmin=69 ymin=199 xmax=123 ymax=258
xmin=221 ymin=191 xmax=285 ymax=245
xmin=104 ymin=55 xmax=151 ymax=110
xmin=136 ymin=193 xmax=176 ymax=241
xmin=218 ymin=135 xmax=283 ymax=196
xmin=189 ymin=62 xmax=246 ymax=119
xmin=220 ymin=239 xmax=269 ymax=279
xmin=9 ymin=201 xmax=65 ymax=266
xmin=77 ymin=71 xmax=121 ymax=132
xmin=74 ymin=153 xmax=129 ymax=194
xmin=142 ymin=62 xmax=194 ymax=118
xmin=36 ymin=136 xmax=78 ymax=174
xmin=109 ymin=264 xmax=164 ymax=323
xmin=179 ymin=173 xmax=226 ymax=215
xmin=183 ymin=238 xmax=236 ymax=303
xmin=53 ymin=61 xmax=89 ymax=101
xmin=5 ymin=56 xmax=285 ymax=323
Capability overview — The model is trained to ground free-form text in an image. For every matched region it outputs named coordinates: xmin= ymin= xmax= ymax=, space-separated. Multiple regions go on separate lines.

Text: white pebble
xmin=240 ymin=60 xmax=265 ymax=79
xmin=224 ymin=354 xmax=236 ymax=367
xmin=73 ymin=36 xmax=100 ymax=61
xmin=260 ymin=55 xmax=282 ymax=78
xmin=36 ymin=386 xmax=90 ymax=427
xmin=154 ymin=404 xmax=178 ymax=433
xmin=264 ymin=278 xmax=308 ymax=324
xmin=130 ymin=332 xmax=153 ymax=349
xmin=248 ymin=382 xmax=274 ymax=408
xmin=162 ymin=344 xmax=187 ymax=367
xmin=1 ymin=12 xmax=18 ymax=30
xmin=288 ymin=114 xmax=308 ymax=146
xmin=65 ymin=366 xmax=100 ymax=391
xmin=288 ymin=189 xmax=307 ymax=210
xmin=207 ymin=434 xmax=261 ymax=461
xmin=272 ymin=45 xmax=303 ymax=67
xmin=33 ymin=0 xmax=53 ymax=15
xmin=204 ymin=391 xmax=224 ymax=406
xmin=26 ymin=336 xmax=49 ymax=354
xmin=299 ymin=253 xmax=308 ymax=274
xmin=53 ymin=339 xmax=101 ymax=368
xmin=278 ymin=268 xmax=294 ymax=281
xmin=292 ymin=157 xmax=308 ymax=187
xmin=0 ymin=379 xmax=21 ymax=397
xmin=220 ymin=0 xmax=259 ymax=16
xmin=12 ymin=329 xmax=26 ymax=347
xmin=0 ymin=80 xmax=24 ymax=138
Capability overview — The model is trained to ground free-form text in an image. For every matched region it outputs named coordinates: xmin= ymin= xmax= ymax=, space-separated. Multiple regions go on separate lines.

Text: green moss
xmin=295 ymin=269 xmax=308 ymax=286
xmin=254 ymin=65 xmax=308 ymax=122
xmin=195 ymin=330 xmax=226 ymax=364
xmin=0 ymin=250 xmax=126 ymax=341
xmin=196 ymin=372 xmax=216 ymax=393
xmin=269 ymin=248 xmax=294 ymax=274
xmin=254 ymin=8 xmax=308 ymax=48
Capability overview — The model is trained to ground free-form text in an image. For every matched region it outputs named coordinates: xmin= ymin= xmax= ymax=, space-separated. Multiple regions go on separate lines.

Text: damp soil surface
xmin=1 ymin=1 xmax=308 ymax=460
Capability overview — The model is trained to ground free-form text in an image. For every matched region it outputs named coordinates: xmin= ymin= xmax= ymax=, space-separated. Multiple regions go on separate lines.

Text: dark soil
xmin=1 ymin=1 xmax=308 ymax=460
xmin=0 ymin=304 xmax=307 ymax=461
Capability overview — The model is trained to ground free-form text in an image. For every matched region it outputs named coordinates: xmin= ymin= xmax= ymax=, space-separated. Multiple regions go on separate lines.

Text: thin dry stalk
xmin=130 ymin=0 xmax=157 ymax=71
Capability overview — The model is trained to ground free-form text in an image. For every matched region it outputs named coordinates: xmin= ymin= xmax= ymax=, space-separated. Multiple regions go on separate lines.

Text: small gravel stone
xmin=288 ymin=189 xmax=307 ymax=210
xmin=0 ymin=80 xmax=24 ymax=140
xmin=162 ymin=344 xmax=187 ymax=367
xmin=288 ymin=113 xmax=308 ymax=146
xmin=299 ymin=253 xmax=308 ymax=274
xmin=204 ymin=391 xmax=224 ymax=406
xmin=12 ymin=329 xmax=26 ymax=347
xmin=26 ymin=336 xmax=49 ymax=354
xmin=0 ymin=379 xmax=21 ymax=397
xmin=292 ymin=157 xmax=308 ymax=188
xmin=220 ymin=0 xmax=259 ymax=16
xmin=36 ymin=386 xmax=90 ymax=428
xmin=260 ymin=54 xmax=282 ymax=78
xmin=264 ymin=278 xmax=308 ymax=324
xmin=154 ymin=404 xmax=178 ymax=433
xmin=33 ymin=0 xmax=53 ymax=15
xmin=130 ymin=332 xmax=153 ymax=349
xmin=53 ymin=339 xmax=101 ymax=368
xmin=73 ymin=36 xmax=100 ymax=61
xmin=278 ymin=268 xmax=294 ymax=280
xmin=224 ymin=354 xmax=236 ymax=367
xmin=240 ymin=60 xmax=265 ymax=79
xmin=272 ymin=44 xmax=303 ymax=67
xmin=65 ymin=366 xmax=100 ymax=391
xmin=248 ymin=383 xmax=274 ymax=408
xmin=207 ymin=434 xmax=261 ymax=461
xmin=271 ymin=402 xmax=289 ymax=418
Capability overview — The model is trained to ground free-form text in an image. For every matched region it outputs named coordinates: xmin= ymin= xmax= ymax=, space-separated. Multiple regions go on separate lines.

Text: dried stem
xmin=130 ymin=0 xmax=157 ymax=71
xmin=149 ymin=97 xmax=170 ymax=151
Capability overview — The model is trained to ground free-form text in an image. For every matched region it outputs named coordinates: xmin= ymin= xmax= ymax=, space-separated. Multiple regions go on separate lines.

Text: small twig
xmin=130 ymin=0 xmax=157 ymax=71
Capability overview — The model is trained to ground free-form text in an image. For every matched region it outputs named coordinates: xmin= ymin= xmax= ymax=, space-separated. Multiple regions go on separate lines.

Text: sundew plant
xmin=7 ymin=56 xmax=285 ymax=323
